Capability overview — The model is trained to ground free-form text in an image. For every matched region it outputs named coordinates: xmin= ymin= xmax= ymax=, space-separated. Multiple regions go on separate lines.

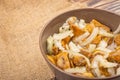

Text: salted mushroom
xmin=107 ymin=49 xmax=120 ymax=63
xmin=56 ymin=52 xmax=70 ymax=69
xmin=114 ymin=34 xmax=120 ymax=45
xmin=91 ymin=19 xmax=110 ymax=32
xmin=80 ymin=48 xmax=92 ymax=58
xmin=70 ymin=24 xmax=84 ymax=37
xmin=47 ymin=55 xmax=56 ymax=65
xmin=92 ymin=35 xmax=102 ymax=44
xmin=72 ymin=56 xmax=87 ymax=66
xmin=99 ymin=67 xmax=110 ymax=77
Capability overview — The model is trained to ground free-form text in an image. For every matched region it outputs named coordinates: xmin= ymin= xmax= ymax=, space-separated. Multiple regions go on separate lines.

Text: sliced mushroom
xmin=91 ymin=19 xmax=110 ymax=32
xmin=52 ymin=45 xmax=59 ymax=55
xmin=47 ymin=55 xmax=56 ymax=65
xmin=83 ymin=23 xmax=95 ymax=33
xmin=80 ymin=49 xmax=92 ymax=58
xmin=72 ymin=56 xmax=87 ymax=66
xmin=56 ymin=52 xmax=70 ymax=69
xmin=70 ymin=24 xmax=84 ymax=37
xmin=92 ymin=35 xmax=102 ymax=44
xmin=99 ymin=67 xmax=110 ymax=77
xmin=114 ymin=34 xmax=120 ymax=45
xmin=67 ymin=16 xmax=77 ymax=25
xmin=107 ymin=49 xmax=120 ymax=63
xmin=69 ymin=59 xmax=74 ymax=68
xmin=61 ymin=36 xmax=71 ymax=49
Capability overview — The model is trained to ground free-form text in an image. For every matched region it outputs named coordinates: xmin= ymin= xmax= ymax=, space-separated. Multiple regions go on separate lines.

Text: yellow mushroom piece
xmin=99 ymin=67 xmax=110 ymax=77
xmin=61 ymin=36 xmax=71 ymax=49
xmin=84 ymin=23 xmax=95 ymax=33
xmin=70 ymin=24 xmax=84 ymax=37
xmin=91 ymin=19 xmax=110 ymax=32
xmin=114 ymin=34 xmax=120 ymax=45
xmin=108 ymin=49 xmax=120 ymax=63
xmin=82 ymin=72 xmax=94 ymax=78
xmin=72 ymin=56 xmax=87 ymax=66
xmin=56 ymin=52 xmax=70 ymax=70
xmin=47 ymin=55 xmax=56 ymax=65
xmin=92 ymin=35 xmax=102 ymax=44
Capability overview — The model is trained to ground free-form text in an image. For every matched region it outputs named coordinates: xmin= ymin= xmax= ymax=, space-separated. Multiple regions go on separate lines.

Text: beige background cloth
xmin=0 ymin=0 xmax=119 ymax=80
xmin=0 ymin=0 xmax=87 ymax=80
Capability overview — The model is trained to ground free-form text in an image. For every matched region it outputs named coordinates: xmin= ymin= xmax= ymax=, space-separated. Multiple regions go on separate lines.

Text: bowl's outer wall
xmin=40 ymin=9 xmax=120 ymax=80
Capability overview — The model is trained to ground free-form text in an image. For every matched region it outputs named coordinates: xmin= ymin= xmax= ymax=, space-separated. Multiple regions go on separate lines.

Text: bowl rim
xmin=39 ymin=8 xmax=120 ymax=80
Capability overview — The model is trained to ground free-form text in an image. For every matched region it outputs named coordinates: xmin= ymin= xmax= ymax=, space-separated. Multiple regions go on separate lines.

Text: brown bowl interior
xmin=40 ymin=8 xmax=120 ymax=80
